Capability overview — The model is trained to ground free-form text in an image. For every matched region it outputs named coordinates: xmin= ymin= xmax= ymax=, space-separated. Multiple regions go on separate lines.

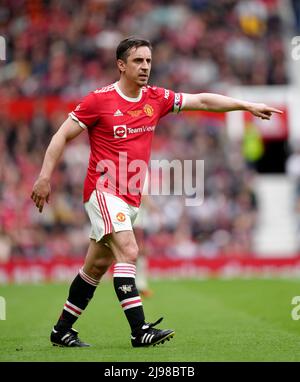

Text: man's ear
xmin=117 ymin=59 xmax=126 ymax=73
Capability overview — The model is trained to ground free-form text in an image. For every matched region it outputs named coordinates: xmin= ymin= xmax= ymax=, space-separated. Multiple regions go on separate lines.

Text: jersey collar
xmin=114 ymin=82 xmax=143 ymax=102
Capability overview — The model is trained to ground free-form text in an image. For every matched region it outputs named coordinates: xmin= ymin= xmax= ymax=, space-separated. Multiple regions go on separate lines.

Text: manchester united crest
xmin=116 ymin=212 xmax=126 ymax=222
xmin=143 ymin=104 xmax=154 ymax=117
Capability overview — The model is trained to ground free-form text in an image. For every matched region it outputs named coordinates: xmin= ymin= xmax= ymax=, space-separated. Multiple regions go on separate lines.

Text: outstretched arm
xmin=31 ymin=117 xmax=84 ymax=212
xmin=182 ymin=93 xmax=282 ymax=120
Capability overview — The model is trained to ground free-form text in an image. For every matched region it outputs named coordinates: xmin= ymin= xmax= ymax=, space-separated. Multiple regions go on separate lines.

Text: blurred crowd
xmin=0 ymin=0 xmax=292 ymax=99
xmin=0 ymin=0 xmax=296 ymax=261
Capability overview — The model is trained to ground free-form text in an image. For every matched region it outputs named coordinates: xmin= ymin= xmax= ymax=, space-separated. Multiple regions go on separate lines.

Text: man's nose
xmin=141 ymin=60 xmax=149 ymax=70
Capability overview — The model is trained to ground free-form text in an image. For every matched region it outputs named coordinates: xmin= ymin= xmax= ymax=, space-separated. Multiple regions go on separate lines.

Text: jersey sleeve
xmin=69 ymin=92 xmax=99 ymax=129
xmin=157 ymin=87 xmax=183 ymax=118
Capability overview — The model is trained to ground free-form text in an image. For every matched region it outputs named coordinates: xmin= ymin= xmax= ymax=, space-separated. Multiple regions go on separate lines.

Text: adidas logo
xmin=114 ymin=109 xmax=123 ymax=116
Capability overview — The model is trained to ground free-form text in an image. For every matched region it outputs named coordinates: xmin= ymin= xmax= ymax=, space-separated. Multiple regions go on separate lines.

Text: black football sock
xmin=113 ymin=263 xmax=145 ymax=332
xmin=54 ymin=268 xmax=99 ymax=332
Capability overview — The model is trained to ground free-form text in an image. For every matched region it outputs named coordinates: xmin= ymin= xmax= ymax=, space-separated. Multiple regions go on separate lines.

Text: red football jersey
xmin=69 ymin=82 xmax=183 ymax=207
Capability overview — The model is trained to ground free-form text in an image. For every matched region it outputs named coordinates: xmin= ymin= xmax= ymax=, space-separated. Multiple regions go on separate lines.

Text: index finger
xmin=267 ymin=107 xmax=283 ymax=114
xmin=38 ymin=200 xmax=45 ymax=213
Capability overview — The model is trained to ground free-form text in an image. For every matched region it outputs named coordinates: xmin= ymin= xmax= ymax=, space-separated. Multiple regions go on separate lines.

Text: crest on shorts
xmin=116 ymin=212 xmax=126 ymax=222
xmin=119 ymin=285 xmax=133 ymax=294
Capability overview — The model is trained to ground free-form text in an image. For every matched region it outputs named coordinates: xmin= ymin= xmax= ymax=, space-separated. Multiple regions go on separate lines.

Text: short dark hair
xmin=116 ymin=37 xmax=152 ymax=61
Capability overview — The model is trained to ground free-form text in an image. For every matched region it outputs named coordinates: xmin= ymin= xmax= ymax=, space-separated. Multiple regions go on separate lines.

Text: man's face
xmin=118 ymin=46 xmax=152 ymax=86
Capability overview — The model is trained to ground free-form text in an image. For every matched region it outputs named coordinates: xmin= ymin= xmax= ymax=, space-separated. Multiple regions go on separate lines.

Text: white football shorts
xmin=84 ymin=190 xmax=139 ymax=242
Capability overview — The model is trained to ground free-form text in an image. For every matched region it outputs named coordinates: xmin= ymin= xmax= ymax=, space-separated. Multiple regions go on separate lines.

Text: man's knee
xmin=84 ymin=238 xmax=115 ymax=276
xmin=117 ymin=241 xmax=139 ymax=264
xmin=96 ymin=258 xmax=113 ymax=274
xmin=84 ymin=255 xmax=113 ymax=279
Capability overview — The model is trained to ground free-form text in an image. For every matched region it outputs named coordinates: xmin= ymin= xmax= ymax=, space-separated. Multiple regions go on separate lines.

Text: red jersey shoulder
xmin=145 ymin=85 xmax=172 ymax=101
xmin=93 ymin=84 xmax=115 ymax=94
xmin=144 ymin=85 xmax=178 ymax=117
xmin=90 ymin=84 xmax=116 ymax=102
xmin=71 ymin=90 xmax=100 ymax=129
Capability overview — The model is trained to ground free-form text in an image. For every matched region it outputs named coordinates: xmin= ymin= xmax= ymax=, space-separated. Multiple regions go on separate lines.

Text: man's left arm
xmin=181 ymin=93 xmax=283 ymax=120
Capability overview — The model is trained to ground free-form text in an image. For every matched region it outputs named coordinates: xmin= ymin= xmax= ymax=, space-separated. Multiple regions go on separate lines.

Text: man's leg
xmin=107 ymin=230 xmax=145 ymax=332
xmin=51 ymin=239 xmax=114 ymax=347
xmin=134 ymin=227 xmax=153 ymax=298
xmin=106 ymin=229 xmax=175 ymax=347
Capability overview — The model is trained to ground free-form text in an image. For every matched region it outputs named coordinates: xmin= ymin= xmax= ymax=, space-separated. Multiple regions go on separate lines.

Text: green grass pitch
xmin=1 ymin=278 xmax=300 ymax=362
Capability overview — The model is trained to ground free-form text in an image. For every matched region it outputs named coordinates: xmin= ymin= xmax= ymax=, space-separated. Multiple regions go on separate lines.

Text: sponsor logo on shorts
xmin=113 ymin=125 xmax=127 ymax=138
xmin=116 ymin=212 xmax=126 ymax=222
